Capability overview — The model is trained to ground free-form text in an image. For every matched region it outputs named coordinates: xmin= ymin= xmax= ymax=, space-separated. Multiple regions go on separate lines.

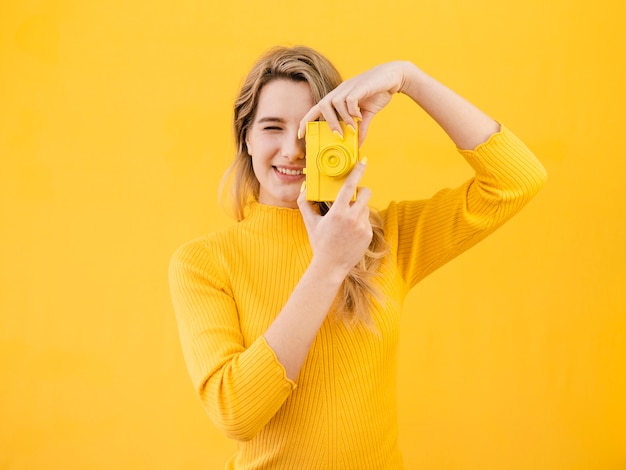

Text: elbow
xmin=197 ymin=387 xmax=265 ymax=442
xmin=523 ymin=162 xmax=548 ymax=201
xmin=218 ymin=413 xmax=262 ymax=442
xmin=191 ymin=348 xmax=296 ymax=443
xmin=201 ymin=404 xmax=263 ymax=442
xmin=507 ymin=162 xmax=548 ymax=205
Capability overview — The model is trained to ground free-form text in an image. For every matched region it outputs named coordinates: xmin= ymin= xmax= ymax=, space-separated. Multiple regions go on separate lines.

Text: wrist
xmin=308 ymin=256 xmax=351 ymax=287
xmin=396 ymin=61 xmax=422 ymax=95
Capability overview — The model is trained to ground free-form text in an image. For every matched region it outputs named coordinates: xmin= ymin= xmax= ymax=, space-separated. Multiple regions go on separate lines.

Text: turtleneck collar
xmin=242 ymin=200 xmax=308 ymax=239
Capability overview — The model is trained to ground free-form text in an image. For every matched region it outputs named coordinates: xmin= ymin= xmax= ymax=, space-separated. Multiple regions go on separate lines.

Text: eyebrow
xmin=256 ymin=116 xmax=286 ymax=124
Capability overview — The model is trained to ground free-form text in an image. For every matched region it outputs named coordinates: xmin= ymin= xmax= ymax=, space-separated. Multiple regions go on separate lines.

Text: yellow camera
xmin=304 ymin=121 xmax=358 ymax=202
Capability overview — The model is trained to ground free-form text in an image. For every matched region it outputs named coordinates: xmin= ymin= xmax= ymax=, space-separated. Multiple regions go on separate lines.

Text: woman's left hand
xmin=299 ymin=61 xmax=411 ymax=146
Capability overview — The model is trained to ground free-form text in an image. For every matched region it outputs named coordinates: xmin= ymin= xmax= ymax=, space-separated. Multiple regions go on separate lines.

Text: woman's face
xmin=245 ymin=79 xmax=313 ymax=209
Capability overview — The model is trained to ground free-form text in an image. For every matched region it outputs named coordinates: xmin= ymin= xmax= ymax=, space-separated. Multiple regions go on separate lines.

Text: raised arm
xmin=298 ymin=60 xmax=500 ymax=150
xmin=297 ymin=60 xmax=546 ymax=290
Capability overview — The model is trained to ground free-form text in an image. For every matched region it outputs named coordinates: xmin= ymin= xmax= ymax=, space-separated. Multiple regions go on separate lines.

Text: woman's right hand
xmin=263 ymin=159 xmax=372 ymax=381
xmin=297 ymin=159 xmax=373 ymax=281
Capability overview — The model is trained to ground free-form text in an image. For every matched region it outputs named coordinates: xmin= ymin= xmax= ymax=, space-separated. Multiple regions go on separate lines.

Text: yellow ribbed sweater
xmin=169 ymin=126 xmax=547 ymax=469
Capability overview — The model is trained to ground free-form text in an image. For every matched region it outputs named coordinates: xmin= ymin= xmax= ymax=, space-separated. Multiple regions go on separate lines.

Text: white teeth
xmin=276 ymin=167 xmax=303 ymax=176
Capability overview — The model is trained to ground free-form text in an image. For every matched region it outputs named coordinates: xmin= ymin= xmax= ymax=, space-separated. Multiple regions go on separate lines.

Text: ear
xmin=244 ymin=132 xmax=252 ymax=156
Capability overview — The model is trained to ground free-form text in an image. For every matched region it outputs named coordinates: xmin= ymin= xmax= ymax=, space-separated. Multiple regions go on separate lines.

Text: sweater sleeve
xmin=168 ymin=239 xmax=296 ymax=442
xmin=393 ymin=125 xmax=547 ymax=288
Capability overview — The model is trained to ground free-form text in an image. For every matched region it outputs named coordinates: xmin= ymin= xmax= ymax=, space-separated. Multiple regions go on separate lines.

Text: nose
xmin=282 ymin=129 xmax=306 ymax=162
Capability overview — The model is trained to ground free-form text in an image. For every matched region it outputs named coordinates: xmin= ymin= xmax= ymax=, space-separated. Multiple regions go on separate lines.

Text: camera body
xmin=304 ymin=121 xmax=358 ymax=202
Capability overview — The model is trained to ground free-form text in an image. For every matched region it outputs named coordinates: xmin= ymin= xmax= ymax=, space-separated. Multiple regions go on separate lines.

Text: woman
xmin=169 ymin=45 xmax=546 ymax=469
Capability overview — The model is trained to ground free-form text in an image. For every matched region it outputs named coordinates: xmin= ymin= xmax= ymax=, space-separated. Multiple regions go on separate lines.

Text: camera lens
xmin=317 ymin=145 xmax=355 ymax=177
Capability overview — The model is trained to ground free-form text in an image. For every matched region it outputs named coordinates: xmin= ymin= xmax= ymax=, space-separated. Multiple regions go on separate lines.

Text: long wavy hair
xmin=221 ymin=45 xmax=388 ymax=324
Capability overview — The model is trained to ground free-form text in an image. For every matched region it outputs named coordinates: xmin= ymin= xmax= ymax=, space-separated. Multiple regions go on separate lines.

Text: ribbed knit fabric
xmin=169 ymin=126 xmax=547 ymax=469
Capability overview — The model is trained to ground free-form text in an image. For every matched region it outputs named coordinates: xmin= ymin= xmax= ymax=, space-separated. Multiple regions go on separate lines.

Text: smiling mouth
xmin=275 ymin=167 xmax=304 ymax=176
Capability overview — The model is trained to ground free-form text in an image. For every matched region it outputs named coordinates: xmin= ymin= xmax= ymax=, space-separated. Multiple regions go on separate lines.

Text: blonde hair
xmin=221 ymin=45 xmax=388 ymax=324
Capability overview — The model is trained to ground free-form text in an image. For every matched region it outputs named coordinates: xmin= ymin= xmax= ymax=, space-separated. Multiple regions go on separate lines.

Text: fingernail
xmin=353 ymin=116 xmax=362 ymax=122
xmin=300 ymin=181 xmax=306 ymax=193
xmin=297 ymin=128 xmax=302 ymax=140
xmin=333 ymin=130 xmax=343 ymax=140
xmin=348 ymin=124 xmax=357 ymax=134
xmin=360 ymin=156 xmax=368 ymax=166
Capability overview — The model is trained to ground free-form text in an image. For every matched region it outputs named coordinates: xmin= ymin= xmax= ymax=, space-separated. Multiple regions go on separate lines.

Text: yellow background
xmin=1 ymin=1 xmax=625 ymax=469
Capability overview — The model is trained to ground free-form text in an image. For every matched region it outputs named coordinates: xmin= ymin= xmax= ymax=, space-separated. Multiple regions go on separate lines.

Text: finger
xmin=334 ymin=158 xmax=367 ymax=207
xmin=350 ymin=187 xmax=374 ymax=244
xmin=346 ymin=95 xmax=362 ymax=122
xmin=354 ymin=185 xmax=372 ymax=207
xmin=297 ymin=185 xmax=319 ymax=229
xmin=357 ymin=114 xmax=373 ymax=147
xmin=298 ymin=104 xmax=322 ymax=139
xmin=330 ymin=95 xmax=354 ymax=130
xmin=316 ymin=99 xmax=342 ymax=136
